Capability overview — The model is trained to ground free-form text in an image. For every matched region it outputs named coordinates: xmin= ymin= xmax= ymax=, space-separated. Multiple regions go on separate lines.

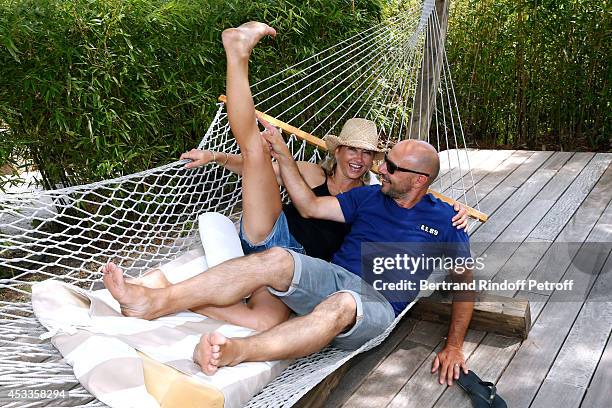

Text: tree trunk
xmin=515 ymin=0 xmax=527 ymax=147
xmin=408 ymin=0 xmax=449 ymax=141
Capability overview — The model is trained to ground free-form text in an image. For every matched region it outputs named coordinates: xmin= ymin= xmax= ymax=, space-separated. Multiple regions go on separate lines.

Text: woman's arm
xmin=180 ymin=149 xmax=245 ymax=174
xmin=260 ymin=118 xmax=345 ymax=222
xmin=180 ymin=149 xmax=326 ymax=188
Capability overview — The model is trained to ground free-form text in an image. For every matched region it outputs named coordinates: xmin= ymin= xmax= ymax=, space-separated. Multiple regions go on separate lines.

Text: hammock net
xmin=0 ymin=1 xmax=482 ymax=406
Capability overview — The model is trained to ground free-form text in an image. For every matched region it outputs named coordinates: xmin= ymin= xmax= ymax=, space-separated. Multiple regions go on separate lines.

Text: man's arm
xmin=431 ymin=267 xmax=474 ymax=386
xmin=260 ymin=117 xmax=345 ymax=222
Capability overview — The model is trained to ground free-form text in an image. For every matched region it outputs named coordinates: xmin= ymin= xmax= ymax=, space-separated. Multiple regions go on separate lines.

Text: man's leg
xmin=194 ymin=292 xmax=357 ymax=375
xmin=129 ymin=269 xmax=290 ymax=331
xmin=222 ymin=22 xmax=283 ymax=243
xmin=102 ymin=247 xmax=294 ymax=320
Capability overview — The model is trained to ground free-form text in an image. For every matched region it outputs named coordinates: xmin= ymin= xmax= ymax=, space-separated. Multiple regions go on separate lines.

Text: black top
xmin=283 ymin=177 xmax=350 ymax=261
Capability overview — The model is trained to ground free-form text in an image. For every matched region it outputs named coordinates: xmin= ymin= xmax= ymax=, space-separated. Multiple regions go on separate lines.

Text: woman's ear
xmin=334 ymin=146 xmax=342 ymax=159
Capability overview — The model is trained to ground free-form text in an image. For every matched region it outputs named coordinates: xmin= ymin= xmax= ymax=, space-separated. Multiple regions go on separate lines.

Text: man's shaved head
xmin=379 ymin=139 xmax=440 ymax=201
xmin=392 ymin=140 xmax=440 ymax=184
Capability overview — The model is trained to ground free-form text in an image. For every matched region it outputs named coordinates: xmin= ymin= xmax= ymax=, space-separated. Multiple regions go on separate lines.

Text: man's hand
xmin=432 ymin=344 xmax=468 ymax=386
xmin=452 ymin=203 xmax=469 ymax=231
xmin=258 ymin=115 xmax=292 ymax=161
xmin=180 ymin=149 xmax=214 ymax=169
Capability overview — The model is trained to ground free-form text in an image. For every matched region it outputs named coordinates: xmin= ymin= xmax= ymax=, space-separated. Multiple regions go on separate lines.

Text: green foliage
xmin=0 ymin=0 xmax=382 ymax=188
xmin=1 ymin=0 xmax=608 ymax=192
xmin=446 ymin=0 xmax=610 ymax=150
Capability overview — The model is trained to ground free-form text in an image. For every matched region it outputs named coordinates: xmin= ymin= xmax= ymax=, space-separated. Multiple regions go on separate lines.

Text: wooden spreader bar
xmin=218 ymin=95 xmax=488 ymax=222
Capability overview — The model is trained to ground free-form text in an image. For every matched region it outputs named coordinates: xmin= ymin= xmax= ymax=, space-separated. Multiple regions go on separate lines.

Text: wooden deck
xmin=304 ymin=149 xmax=611 ymax=408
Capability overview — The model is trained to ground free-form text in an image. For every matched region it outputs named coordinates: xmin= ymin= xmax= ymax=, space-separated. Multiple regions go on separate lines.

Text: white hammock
xmin=0 ymin=1 xmax=484 ymax=406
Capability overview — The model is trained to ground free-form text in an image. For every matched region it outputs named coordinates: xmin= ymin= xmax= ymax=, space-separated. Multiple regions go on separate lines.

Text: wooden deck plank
xmin=385 ymin=329 xmax=485 ymax=408
xmin=493 ymin=155 xmax=612 ymax=290
xmin=581 ymin=322 xmax=612 ymax=407
xmin=528 ymin=153 xmax=612 ymax=241
xmin=435 ymin=149 xmax=500 ymax=192
xmin=476 ymin=152 xmax=609 ymax=288
xmin=541 ymin=227 xmax=611 ymax=384
xmin=530 ymin=291 xmax=612 ymax=407
xmin=432 ymin=334 xmax=521 ymax=408
xmin=310 ymin=318 xmax=419 ymax=407
xmin=343 ymin=341 xmax=437 ymax=407
xmin=493 ymin=209 xmax=612 ymax=408
xmin=527 ymin=175 xmax=612 ymax=298
xmin=404 ymin=319 xmax=451 ymax=348
xmin=466 ymin=151 xmax=556 ymax=258
xmin=470 ymin=151 xmax=576 ymax=243
xmin=499 ymin=162 xmax=612 ymax=314
xmin=473 ymin=151 xmax=554 ymax=212
xmin=456 ymin=150 xmax=534 ymax=204
xmin=437 ymin=149 xmax=514 ymax=201
xmin=498 ymin=152 xmax=592 ymax=242
xmin=443 ymin=150 xmax=532 ymax=211
xmin=468 ymin=150 xmax=555 ymax=238
xmin=530 ymin=381 xmax=587 ymax=408
xmin=465 ymin=152 xmax=586 ymax=288
xmin=340 ymin=321 xmax=448 ymax=408
xmin=528 ymin=253 xmax=611 ymax=408
xmin=445 ymin=150 xmax=535 ymax=230
xmin=423 ymin=153 xmax=599 ymax=407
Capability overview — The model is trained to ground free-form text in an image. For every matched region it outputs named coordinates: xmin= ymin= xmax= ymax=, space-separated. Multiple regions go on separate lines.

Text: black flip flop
xmin=456 ymin=370 xmax=507 ymax=408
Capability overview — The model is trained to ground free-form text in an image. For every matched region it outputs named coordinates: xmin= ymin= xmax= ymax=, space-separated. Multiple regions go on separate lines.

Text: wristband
xmin=221 ymin=152 xmax=230 ymax=166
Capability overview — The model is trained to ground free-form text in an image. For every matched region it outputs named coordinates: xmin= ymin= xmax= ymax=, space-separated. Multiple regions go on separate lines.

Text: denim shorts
xmin=269 ymin=249 xmax=396 ymax=350
xmin=239 ymin=212 xmax=306 ymax=255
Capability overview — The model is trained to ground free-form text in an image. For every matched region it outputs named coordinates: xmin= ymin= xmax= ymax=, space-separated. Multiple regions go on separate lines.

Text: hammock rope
xmin=0 ymin=1 xmax=485 ymax=405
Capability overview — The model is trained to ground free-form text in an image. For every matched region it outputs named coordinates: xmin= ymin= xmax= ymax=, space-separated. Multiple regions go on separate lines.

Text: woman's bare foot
xmin=193 ymin=332 xmax=243 ymax=375
xmin=102 ymin=262 xmax=165 ymax=320
xmin=222 ymin=21 xmax=276 ymax=61
xmin=127 ymin=268 xmax=171 ymax=289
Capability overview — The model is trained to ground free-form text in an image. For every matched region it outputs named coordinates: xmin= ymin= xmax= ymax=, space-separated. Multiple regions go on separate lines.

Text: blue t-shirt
xmin=334 ymin=185 xmax=471 ymax=315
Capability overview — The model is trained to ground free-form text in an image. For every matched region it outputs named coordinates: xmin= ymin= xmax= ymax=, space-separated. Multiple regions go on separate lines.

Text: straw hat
xmin=323 ymin=118 xmax=385 ymax=158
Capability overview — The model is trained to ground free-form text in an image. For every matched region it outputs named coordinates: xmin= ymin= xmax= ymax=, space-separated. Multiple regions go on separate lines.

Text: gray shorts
xmin=269 ymin=249 xmax=395 ymax=350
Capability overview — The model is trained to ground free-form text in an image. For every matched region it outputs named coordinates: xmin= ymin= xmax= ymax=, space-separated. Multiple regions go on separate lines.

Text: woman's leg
xmin=193 ymin=288 xmax=290 ymax=332
xmin=130 ymin=24 xmax=290 ymax=331
xmin=222 ymin=22 xmax=282 ymax=243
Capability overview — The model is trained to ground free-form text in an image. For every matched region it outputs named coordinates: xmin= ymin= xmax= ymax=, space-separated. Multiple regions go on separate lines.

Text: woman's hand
xmin=257 ymin=115 xmax=291 ymax=161
xmin=180 ymin=149 xmax=214 ymax=169
xmin=452 ymin=203 xmax=469 ymax=231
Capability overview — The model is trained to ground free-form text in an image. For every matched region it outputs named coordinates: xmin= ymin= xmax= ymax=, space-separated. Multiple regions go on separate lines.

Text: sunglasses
xmin=384 ymin=154 xmax=430 ymax=177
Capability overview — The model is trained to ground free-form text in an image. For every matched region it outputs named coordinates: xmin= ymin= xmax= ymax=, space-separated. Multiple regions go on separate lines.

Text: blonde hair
xmin=319 ymin=148 xmax=371 ymax=183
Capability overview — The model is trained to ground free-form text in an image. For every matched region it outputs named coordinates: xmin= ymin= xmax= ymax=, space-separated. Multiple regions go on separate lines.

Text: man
xmin=103 ymin=22 xmax=474 ymax=386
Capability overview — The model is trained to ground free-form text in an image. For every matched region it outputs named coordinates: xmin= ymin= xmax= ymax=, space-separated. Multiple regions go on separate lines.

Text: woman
xmin=146 ymin=22 xmax=467 ymax=332
xmin=180 ymin=116 xmax=391 ymax=262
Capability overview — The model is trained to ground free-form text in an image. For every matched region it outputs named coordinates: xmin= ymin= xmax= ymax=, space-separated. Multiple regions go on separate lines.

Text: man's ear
xmin=417 ymin=174 xmax=429 ymax=187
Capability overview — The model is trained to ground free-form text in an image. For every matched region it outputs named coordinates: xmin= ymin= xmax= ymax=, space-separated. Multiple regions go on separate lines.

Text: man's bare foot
xmin=222 ymin=21 xmax=276 ymax=61
xmin=127 ymin=268 xmax=171 ymax=289
xmin=193 ymin=332 xmax=243 ymax=375
xmin=102 ymin=262 xmax=164 ymax=320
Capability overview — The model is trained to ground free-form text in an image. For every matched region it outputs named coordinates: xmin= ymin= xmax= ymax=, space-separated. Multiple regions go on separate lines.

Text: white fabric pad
xmin=199 ymin=212 xmax=244 ymax=267
xmin=32 ymin=212 xmax=289 ymax=408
